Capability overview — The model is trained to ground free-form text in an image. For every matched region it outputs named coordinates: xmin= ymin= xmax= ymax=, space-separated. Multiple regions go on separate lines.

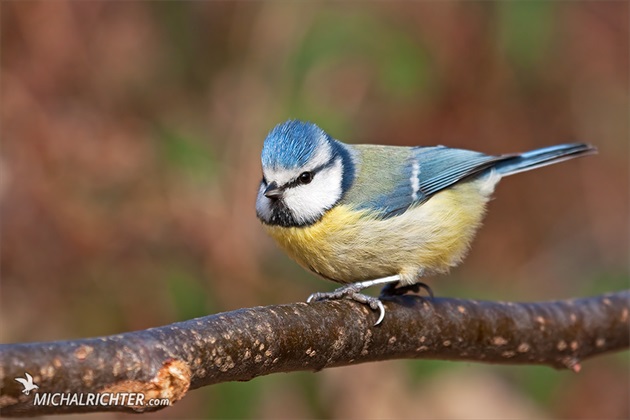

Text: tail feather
xmin=495 ymin=143 xmax=597 ymax=177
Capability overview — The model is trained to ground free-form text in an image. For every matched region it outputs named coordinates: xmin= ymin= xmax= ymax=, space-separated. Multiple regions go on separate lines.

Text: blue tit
xmin=256 ymin=120 xmax=596 ymax=325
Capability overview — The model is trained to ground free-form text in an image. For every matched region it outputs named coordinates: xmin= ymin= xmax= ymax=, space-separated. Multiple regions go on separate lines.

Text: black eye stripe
xmin=282 ymin=160 xmax=333 ymax=189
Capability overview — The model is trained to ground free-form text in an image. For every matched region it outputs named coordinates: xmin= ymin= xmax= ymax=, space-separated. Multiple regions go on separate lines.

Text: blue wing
xmin=411 ymin=146 xmax=510 ymax=198
xmin=347 ymin=142 xmax=594 ymax=218
xmin=349 ymin=146 xmax=511 ymax=218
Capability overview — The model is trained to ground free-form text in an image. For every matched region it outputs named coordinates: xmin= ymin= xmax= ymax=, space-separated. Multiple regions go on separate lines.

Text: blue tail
xmin=494 ymin=143 xmax=597 ymax=177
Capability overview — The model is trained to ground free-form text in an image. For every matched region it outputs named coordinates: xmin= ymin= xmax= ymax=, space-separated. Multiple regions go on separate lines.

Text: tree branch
xmin=1 ymin=290 xmax=628 ymax=416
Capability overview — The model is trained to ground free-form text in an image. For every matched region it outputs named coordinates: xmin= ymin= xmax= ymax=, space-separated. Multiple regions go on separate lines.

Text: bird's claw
xmin=307 ymin=285 xmax=386 ymax=326
xmin=372 ymin=299 xmax=386 ymax=325
xmin=306 ymin=292 xmax=323 ymax=303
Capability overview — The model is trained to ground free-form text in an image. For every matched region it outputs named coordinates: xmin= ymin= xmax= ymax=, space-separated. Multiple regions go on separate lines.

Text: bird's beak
xmin=264 ymin=181 xmax=283 ymax=199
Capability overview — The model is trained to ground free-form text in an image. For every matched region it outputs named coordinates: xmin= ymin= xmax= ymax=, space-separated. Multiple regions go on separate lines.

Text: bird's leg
xmin=307 ymin=275 xmax=400 ymax=325
xmin=379 ymin=281 xmax=435 ymax=299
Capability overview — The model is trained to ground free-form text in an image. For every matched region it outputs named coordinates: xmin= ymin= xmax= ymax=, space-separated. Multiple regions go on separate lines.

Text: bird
xmin=256 ymin=120 xmax=596 ymax=325
xmin=15 ymin=372 xmax=39 ymax=395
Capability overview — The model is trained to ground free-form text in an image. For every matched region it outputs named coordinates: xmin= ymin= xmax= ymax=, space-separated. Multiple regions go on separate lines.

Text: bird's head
xmin=256 ymin=120 xmax=355 ymax=227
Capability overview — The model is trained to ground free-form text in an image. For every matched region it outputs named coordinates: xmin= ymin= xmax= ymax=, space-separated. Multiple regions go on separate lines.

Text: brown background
xmin=2 ymin=1 xmax=628 ymax=418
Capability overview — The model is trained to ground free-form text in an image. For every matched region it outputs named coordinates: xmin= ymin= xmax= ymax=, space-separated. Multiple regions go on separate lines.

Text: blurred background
xmin=1 ymin=1 xmax=628 ymax=418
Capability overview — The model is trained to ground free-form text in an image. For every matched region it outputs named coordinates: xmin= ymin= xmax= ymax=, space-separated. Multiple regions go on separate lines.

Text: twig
xmin=1 ymin=290 xmax=628 ymax=416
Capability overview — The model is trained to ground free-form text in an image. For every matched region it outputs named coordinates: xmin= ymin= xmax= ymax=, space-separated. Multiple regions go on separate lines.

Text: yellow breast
xmin=263 ymin=180 xmax=492 ymax=285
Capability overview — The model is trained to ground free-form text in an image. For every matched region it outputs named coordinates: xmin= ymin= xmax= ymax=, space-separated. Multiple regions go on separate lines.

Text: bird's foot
xmin=307 ymin=275 xmax=400 ymax=326
xmin=379 ymin=281 xmax=434 ymax=299
xmin=308 ymin=287 xmax=386 ymax=325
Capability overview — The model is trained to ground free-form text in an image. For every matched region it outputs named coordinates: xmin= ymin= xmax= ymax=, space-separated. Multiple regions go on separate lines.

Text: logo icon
xmin=15 ymin=373 xmax=39 ymax=395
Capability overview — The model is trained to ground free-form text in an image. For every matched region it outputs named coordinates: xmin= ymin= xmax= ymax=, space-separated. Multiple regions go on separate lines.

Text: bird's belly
xmin=263 ymin=181 xmax=491 ymax=285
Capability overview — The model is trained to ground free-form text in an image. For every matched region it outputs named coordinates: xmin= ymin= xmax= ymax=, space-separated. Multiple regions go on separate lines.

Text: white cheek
xmin=282 ymin=159 xmax=343 ymax=224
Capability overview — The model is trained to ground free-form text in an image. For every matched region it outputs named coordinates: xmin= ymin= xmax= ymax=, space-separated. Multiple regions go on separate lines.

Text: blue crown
xmin=262 ymin=120 xmax=328 ymax=169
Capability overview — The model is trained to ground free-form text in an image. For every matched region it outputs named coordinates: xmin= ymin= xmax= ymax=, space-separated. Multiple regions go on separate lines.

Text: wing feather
xmin=347 ymin=145 xmax=510 ymax=218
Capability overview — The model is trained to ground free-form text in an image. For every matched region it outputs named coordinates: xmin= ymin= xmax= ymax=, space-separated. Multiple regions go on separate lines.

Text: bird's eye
xmin=298 ymin=171 xmax=313 ymax=184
